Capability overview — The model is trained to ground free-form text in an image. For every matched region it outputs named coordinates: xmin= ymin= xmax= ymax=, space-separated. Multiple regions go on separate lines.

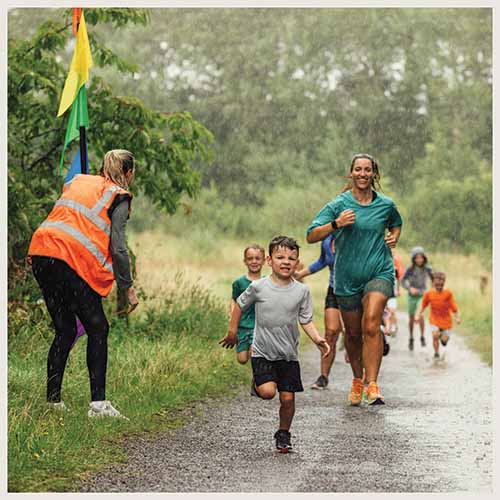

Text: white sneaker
xmin=88 ymin=400 xmax=129 ymax=420
xmin=47 ymin=401 xmax=70 ymax=412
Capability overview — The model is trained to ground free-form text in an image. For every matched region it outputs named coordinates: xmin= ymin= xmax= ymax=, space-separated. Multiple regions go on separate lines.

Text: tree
xmin=8 ymin=8 xmax=213 ymax=298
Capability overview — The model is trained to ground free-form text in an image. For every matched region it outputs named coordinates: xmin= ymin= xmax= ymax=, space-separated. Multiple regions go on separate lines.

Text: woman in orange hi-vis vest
xmin=28 ymin=150 xmax=138 ymax=419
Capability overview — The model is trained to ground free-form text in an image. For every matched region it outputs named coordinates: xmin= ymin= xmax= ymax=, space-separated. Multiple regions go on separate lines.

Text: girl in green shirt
xmin=306 ymin=153 xmax=402 ymax=406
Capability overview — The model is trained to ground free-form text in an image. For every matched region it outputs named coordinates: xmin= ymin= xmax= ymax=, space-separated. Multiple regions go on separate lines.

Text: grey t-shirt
xmin=401 ymin=265 xmax=433 ymax=296
xmin=236 ymin=276 xmax=314 ymax=362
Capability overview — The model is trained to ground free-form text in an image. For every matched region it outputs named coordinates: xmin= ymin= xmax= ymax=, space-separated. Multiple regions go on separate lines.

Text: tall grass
xmin=8 ymin=187 xmax=491 ymax=491
xmin=130 ymin=211 xmax=492 ymax=367
xmin=8 ymin=275 xmax=249 ymax=492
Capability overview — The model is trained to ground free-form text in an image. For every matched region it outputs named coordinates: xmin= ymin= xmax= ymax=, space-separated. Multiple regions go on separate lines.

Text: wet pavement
xmin=80 ymin=313 xmax=493 ymax=492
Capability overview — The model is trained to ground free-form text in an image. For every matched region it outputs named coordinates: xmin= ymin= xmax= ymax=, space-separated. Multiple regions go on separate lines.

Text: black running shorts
xmin=251 ymin=357 xmax=304 ymax=393
xmin=325 ymin=286 xmax=339 ymax=310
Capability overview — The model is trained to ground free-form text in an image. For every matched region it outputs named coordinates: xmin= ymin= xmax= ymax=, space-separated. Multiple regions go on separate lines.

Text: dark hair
xmin=268 ymin=236 xmax=300 ymax=257
xmin=243 ymin=244 xmax=265 ymax=259
xmin=432 ymin=271 xmax=446 ymax=281
xmin=411 ymin=254 xmax=428 ymax=268
xmin=342 ymin=153 xmax=382 ymax=192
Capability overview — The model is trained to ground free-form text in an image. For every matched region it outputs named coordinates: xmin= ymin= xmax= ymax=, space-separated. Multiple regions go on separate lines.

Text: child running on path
xmin=415 ymin=271 xmax=461 ymax=359
xmin=219 ymin=236 xmax=330 ymax=453
xmin=401 ymin=246 xmax=433 ymax=350
xmin=230 ymin=244 xmax=265 ymax=364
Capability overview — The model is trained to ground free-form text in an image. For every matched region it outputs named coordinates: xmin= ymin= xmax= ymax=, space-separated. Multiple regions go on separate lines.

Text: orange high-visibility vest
xmin=28 ymin=174 xmax=132 ymax=297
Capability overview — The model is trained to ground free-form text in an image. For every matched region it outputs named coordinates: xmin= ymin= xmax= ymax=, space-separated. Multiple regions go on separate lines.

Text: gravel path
xmin=80 ymin=313 xmax=492 ymax=493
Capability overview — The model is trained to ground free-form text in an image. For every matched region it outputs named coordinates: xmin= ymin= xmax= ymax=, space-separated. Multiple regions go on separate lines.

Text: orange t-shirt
xmin=393 ymin=253 xmax=405 ymax=280
xmin=421 ymin=288 xmax=458 ymax=329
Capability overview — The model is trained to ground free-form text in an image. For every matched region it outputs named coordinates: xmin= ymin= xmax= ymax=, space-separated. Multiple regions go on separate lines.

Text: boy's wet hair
xmin=432 ymin=271 xmax=446 ymax=281
xmin=243 ymin=244 xmax=265 ymax=259
xmin=268 ymin=236 xmax=300 ymax=257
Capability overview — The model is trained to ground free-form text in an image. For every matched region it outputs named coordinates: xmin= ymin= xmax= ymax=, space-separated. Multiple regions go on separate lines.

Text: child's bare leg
xmin=256 ymin=381 xmax=277 ymax=400
xmin=432 ymin=330 xmax=440 ymax=354
xmin=408 ymin=315 xmax=415 ymax=338
xmin=279 ymin=391 xmax=295 ymax=431
xmin=236 ymin=350 xmax=250 ymax=364
xmin=419 ymin=316 xmax=425 ymax=338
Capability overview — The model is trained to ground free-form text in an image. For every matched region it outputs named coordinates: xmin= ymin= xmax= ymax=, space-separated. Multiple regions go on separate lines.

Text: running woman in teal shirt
xmin=306 ymin=153 xmax=402 ymax=405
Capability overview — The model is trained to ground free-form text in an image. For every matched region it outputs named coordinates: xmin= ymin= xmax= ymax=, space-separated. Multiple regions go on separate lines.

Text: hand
xmin=384 ymin=231 xmax=398 ymax=248
xmin=410 ymin=287 xmax=419 ymax=296
xmin=127 ymin=287 xmax=139 ymax=314
xmin=336 ymin=209 xmax=356 ymax=228
xmin=456 ymin=316 xmax=462 ymax=325
xmin=316 ymin=337 xmax=331 ymax=358
xmin=218 ymin=332 xmax=237 ymax=349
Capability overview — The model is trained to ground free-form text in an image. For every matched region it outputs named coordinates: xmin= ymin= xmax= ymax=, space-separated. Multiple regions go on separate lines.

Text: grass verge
xmin=8 ymin=276 xmax=250 ymax=492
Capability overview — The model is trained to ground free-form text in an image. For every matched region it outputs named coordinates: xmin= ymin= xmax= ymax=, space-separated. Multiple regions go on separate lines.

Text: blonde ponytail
xmin=100 ymin=149 xmax=135 ymax=190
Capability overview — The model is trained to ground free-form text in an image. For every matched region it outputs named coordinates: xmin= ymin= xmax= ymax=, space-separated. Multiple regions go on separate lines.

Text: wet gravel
xmin=80 ymin=313 xmax=492 ymax=493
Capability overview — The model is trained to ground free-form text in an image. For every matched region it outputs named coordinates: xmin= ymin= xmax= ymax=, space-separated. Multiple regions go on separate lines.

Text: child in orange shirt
xmin=415 ymin=272 xmax=461 ymax=359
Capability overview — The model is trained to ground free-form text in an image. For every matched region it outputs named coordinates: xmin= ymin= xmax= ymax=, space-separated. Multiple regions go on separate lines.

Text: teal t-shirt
xmin=306 ymin=191 xmax=403 ymax=297
xmin=232 ymin=275 xmax=256 ymax=331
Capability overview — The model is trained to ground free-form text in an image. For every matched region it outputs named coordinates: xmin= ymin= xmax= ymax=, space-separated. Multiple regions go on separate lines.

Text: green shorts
xmin=408 ymin=295 xmax=422 ymax=316
xmin=236 ymin=327 xmax=254 ymax=353
xmin=336 ymin=278 xmax=394 ymax=312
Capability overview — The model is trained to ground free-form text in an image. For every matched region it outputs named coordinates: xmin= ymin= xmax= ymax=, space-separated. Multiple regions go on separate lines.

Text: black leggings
xmin=31 ymin=256 xmax=109 ymax=402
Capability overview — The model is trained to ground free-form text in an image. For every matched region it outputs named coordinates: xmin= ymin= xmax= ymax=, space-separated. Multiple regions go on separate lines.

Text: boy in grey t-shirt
xmin=219 ymin=236 xmax=330 ymax=453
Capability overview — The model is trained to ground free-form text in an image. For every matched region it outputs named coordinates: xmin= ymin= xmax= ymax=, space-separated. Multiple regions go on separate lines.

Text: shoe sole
xmin=368 ymin=398 xmax=385 ymax=405
xmin=311 ymin=385 xmax=327 ymax=390
xmin=88 ymin=411 xmax=129 ymax=420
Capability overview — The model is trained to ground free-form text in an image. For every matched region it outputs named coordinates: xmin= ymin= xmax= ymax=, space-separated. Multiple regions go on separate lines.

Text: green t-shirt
xmin=232 ymin=275 xmax=256 ymax=331
xmin=306 ymin=190 xmax=403 ymax=297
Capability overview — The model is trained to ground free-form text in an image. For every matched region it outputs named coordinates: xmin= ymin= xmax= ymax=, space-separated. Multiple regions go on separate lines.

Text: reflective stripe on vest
xmin=54 ymin=199 xmax=111 ymax=235
xmin=53 ymin=185 xmax=124 ymax=235
xmin=40 ymin=220 xmax=114 ymax=273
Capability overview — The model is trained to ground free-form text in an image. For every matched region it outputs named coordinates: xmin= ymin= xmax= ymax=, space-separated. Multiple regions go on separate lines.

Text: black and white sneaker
xmin=420 ymin=336 xmax=426 ymax=347
xmin=434 ymin=352 xmax=440 ymax=360
xmin=311 ymin=375 xmax=328 ymax=390
xmin=274 ymin=429 xmax=292 ymax=453
xmin=409 ymin=338 xmax=414 ymax=351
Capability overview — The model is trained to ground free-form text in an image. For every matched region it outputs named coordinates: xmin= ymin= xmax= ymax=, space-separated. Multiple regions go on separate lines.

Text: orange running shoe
xmin=366 ymin=381 xmax=385 ymax=405
xmin=348 ymin=377 xmax=364 ymax=406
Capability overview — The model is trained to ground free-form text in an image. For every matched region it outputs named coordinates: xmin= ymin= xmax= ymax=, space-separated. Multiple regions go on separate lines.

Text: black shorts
xmin=325 ymin=286 xmax=339 ymax=310
xmin=251 ymin=357 xmax=304 ymax=393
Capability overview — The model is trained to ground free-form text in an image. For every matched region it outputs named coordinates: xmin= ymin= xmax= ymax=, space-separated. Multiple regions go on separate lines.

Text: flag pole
xmin=79 ymin=125 xmax=87 ymax=174
xmin=75 ymin=10 xmax=88 ymax=176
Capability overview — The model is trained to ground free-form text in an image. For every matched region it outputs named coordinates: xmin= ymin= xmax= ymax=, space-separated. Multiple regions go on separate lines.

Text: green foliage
xmin=8 ymin=8 xmax=213 ymax=292
xmin=83 ymin=7 xmax=491 ymax=256
xmin=404 ymin=118 xmax=492 ymax=255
